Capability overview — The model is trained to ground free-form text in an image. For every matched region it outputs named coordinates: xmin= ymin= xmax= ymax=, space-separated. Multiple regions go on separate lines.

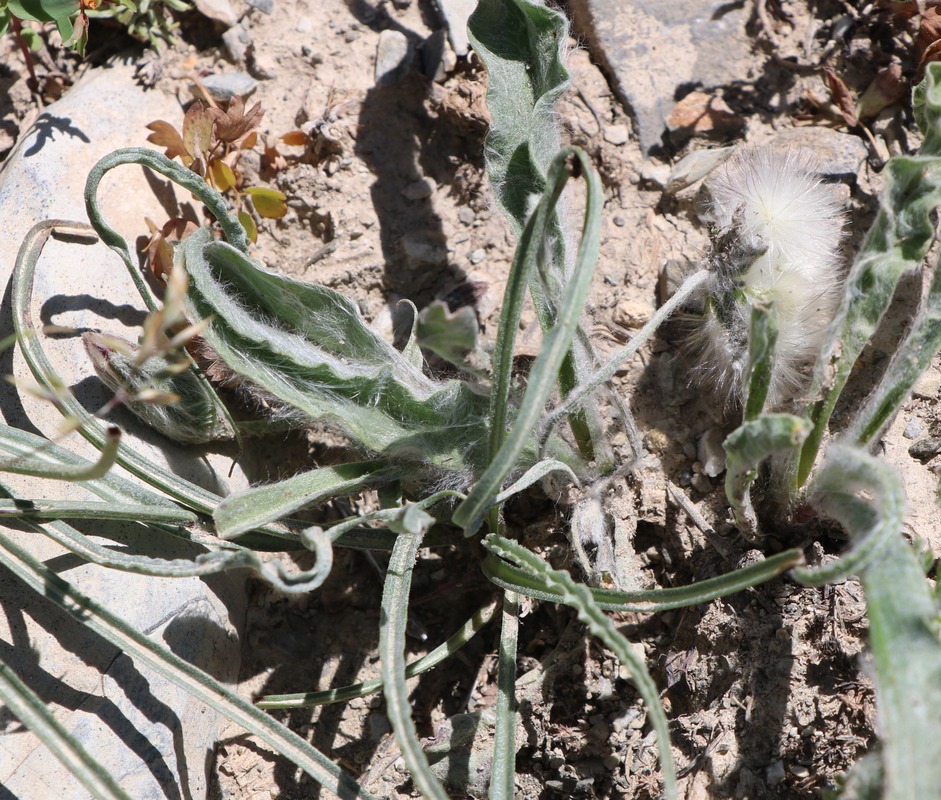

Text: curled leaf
xmin=244 ymin=186 xmax=287 ymax=219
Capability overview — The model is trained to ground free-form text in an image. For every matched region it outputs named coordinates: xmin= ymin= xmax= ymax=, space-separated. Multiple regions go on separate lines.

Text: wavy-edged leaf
xmin=793 ymin=445 xmax=904 ymax=586
xmin=482 ymin=534 xmax=677 ymax=800
xmin=724 ymin=414 xmax=811 ymax=539
xmin=178 ymin=229 xmax=488 ymax=469
xmin=454 ymin=148 xmax=600 ymax=535
xmin=484 ymin=545 xmax=803 ymax=612
xmin=380 ymin=516 xmax=449 ymax=800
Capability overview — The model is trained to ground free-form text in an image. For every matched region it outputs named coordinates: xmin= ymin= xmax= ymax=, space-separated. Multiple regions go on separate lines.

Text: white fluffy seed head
xmin=690 ymin=146 xmax=846 ymax=407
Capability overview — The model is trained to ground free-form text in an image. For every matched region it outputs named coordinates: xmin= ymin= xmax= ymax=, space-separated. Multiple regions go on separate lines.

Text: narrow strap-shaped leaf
xmin=0 ymin=425 xmax=121 ymax=482
xmin=724 ymin=414 xmax=811 ymax=539
xmin=213 ymin=460 xmax=393 ymax=539
xmin=796 ymin=153 xmax=941 ymax=485
xmin=538 ymin=268 xmax=711 ymax=452
xmin=482 ymin=534 xmax=677 ymax=800
xmin=848 ymin=235 xmax=941 ymax=445
xmin=0 ymin=499 xmax=195 ymax=524
xmin=12 ymin=221 xmax=228 ymax=516
xmin=793 ymin=445 xmax=904 ymax=586
xmin=257 ymin=598 xmax=499 ymax=708
xmin=379 ymin=525 xmax=449 ymax=800
xmin=483 ymin=546 xmax=803 ymax=612
xmin=490 ymin=591 xmax=519 ymax=800
xmin=454 ymin=148 xmax=601 ymax=535
xmin=858 ymin=517 xmax=941 ymax=800
xmin=0 ymin=529 xmax=376 ymax=799
xmin=743 ymin=304 xmax=778 ymax=423
xmin=0 ymin=658 xmax=132 ymax=800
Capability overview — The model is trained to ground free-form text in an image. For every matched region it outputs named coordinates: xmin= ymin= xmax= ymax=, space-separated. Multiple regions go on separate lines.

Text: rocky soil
xmin=3 ymin=0 xmax=941 ymax=798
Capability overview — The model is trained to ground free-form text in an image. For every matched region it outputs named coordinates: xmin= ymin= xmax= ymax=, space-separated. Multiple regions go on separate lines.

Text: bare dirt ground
xmin=4 ymin=0 xmax=941 ymax=798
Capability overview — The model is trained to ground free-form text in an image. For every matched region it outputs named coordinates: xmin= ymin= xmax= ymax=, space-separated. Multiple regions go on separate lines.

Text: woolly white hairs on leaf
xmin=691 ymin=146 xmax=846 ymax=406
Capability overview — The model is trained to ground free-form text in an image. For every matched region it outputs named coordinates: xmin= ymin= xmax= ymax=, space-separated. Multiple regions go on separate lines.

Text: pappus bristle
xmin=690 ymin=146 xmax=846 ymax=406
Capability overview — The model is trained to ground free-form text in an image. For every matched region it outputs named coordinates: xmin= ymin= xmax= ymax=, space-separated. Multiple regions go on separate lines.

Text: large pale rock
xmin=569 ymin=0 xmax=750 ymax=154
xmin=0 ymin=59 xmax=247 ymax=799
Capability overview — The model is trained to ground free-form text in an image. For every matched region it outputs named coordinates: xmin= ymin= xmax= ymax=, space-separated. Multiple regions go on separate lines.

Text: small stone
xmin=770 ymin=127 xmax=869 ymax=180
xmin=249 ymin=51 xmax=278 ymax=80
xmin=789 ymin=764 xmax=810 ymax=779
xmin=766 ymin=760 xmax=786 ymax=786
xmin=614 ymin=298 xmax=652 ymax=328
xmin=422 ymin=28 xmax=457 ymax=83
xmin=697 ymin=427 xmax=726 ymax=477
xmin=603 ymin=123 xmax=630 ymax=145
xmin=195 ymin=72 xmax=258 ymax=103
xmin=640 ymin=161 xmax=671 ymax=187
xmin=437 ymin=0 xmax=477 ymax=56
xmin=903 ymin=417 xmax=923 ymax=440
xmin=468 ymin=248 xmax=486 ymax=265
xmin=659 ymin=259 xmax=692 ymax=304
xmin=296 ymin=17 xmax=314 ymax=33
xmin=401 ymin=177 xmax=435 ymax=200
xmin=613 ymin=215 xmax=625 ymax=227
xmin=602 ymin=754 xmax=620 ymax=770
xmin=458 ymin=207 xmax=475 ymax=225
xmin=569 ymin=0 xmax=750 ymax=154
xmin=913 ymin=369 xmax=941 ymax=399
xmin=666 ymin=92 xmax=744 ymax=137
xmin=375 ymin=30 xmax=413 ymax=86
xmin=392 ymin=0 xmax=412 ymax=7
xmin=691 ymin=473 xmax=712 ymax=493
xmin=909 ymin=438 xmax=941 ymax=462
xmin=402 ymin=233 xmax=447 ymax=264
xmin=246 ymin=0 xmax=273 ymax=13
xmin=191 ymin=0 xmax=238 ymax=27
xmin=222 ymin=24 xmax=251 ymax=63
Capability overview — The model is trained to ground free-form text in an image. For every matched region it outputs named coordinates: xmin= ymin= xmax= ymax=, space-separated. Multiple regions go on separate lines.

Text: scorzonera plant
xmin=3 ymin=2 xmax=941 ymax=799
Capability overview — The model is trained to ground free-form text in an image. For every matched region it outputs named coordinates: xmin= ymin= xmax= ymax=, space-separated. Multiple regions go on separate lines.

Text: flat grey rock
xmin=769 ymin=127 xmax=869 ymax=179
xmin=376 ymin=29 xmax=413 ymax=86
xmin=569 ymin=0 xmax=750 ymax=154
xmin=435 ymin=0 xmax=476 ymax=57
xmin=0 ymin=59 xmax=247 ymax=799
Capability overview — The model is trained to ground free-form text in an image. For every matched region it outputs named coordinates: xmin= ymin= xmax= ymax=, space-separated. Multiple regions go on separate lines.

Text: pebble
xmin=666 ymin=91 xmax=744 ymax=139
xmin=903 ymin=417 xmax=923 ymax=440
xmin=422 ymin=28 xmax=457 ymax=83
xmin=247 ymin=0 xmax=273 ymax=13
xmin=766 ymin=760 xmax=786 ymax=786
xmin=191 ymin=0 xmax=239 ymax=27
xmin=913 ymin=369 xmax=941 ymax=399
xmin=401 ymin=177 xmax=435 ymax=200
xmin=222 ymin=24 xmax=251 ymax=63
xmin=770 ymin=127 xmax=869 ymax=180
xmin=250 ymin=51 xmax=278 ymax=80
xmin=468 ymin=248 xmax=486 ymax=265
xmin=691 ymin=473 xmax=712 ymax=493
xmin=909 ymin=437 xmax=941 ymax=462
xmin=458 ymin=207 xmax=475 ymax=225
xmin=296 ymin=17 xmax=314 ymax=33
xmin=195 ymin=71 xmax=258 ymax=102
xmin=375 ymin=29 xmax=413 ymax=86
xmin=613 ymin=214 xmax=625 ymax=227
xmin=436 ymin=0 xmax=476 ymax=56
xmin=603 ymin=123 xmax=630 ymax=145
xmin=402 ymin=233 xmax=448 ymax=264
xmin=569 ymin=0 xmax=750 ymax=154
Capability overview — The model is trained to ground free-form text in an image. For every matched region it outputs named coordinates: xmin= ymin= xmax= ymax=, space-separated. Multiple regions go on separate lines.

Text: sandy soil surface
xmin=4 ymin=1 xmax=941 ymax=798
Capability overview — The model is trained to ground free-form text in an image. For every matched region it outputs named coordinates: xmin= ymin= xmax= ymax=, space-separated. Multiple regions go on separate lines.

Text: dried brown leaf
xmin=146 ymin=120 xmax=188 ymax=162
xmin=824 ymin=67 xmax=858 ymax=128
xmin=207 ymin=97 xmax=265 ymax=145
